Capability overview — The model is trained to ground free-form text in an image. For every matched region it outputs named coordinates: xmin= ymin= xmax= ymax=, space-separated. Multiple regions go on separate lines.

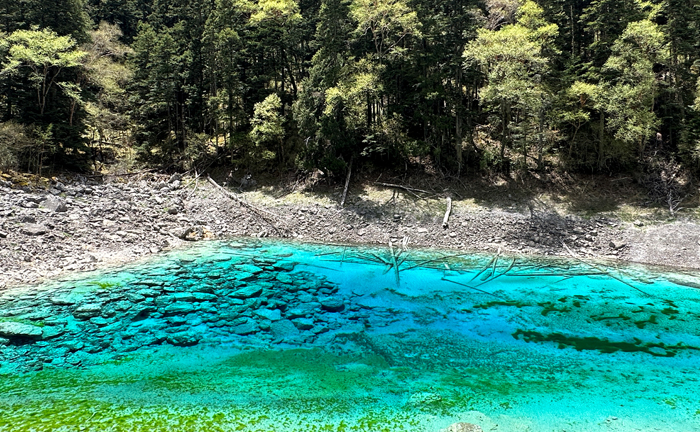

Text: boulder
xmin=20 ymin=224 xmax=48 ymax=236
xmin=320 ymin=297 xmax=345 ymax=312
xmin=270 ymin=320 xmax=301 ymax=340
xmin=0 ymin=322 xmax=43 ymax=339
xmin=42 ymin=196 xmax=68 ymax=212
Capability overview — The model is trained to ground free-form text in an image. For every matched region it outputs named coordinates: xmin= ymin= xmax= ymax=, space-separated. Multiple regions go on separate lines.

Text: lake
xmin=0 ymin=239 xmax=699 ymax=431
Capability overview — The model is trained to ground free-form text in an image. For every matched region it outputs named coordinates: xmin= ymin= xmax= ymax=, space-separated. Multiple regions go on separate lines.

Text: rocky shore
xmin=1 ymin=173 xmax=699 ymax=289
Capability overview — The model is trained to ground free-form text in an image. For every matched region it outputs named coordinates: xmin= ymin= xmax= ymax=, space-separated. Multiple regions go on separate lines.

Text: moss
xmin=513 ymin=329 xmax=700 ymax=357
xmin=0 ymin=316 xmax=45 ymax=327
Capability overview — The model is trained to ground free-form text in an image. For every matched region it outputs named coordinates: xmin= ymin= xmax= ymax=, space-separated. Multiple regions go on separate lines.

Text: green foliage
xmin=2 ymin=0 xmax=700 ymax=180
xmin=250 ymin=93 xmax=284 ymax=159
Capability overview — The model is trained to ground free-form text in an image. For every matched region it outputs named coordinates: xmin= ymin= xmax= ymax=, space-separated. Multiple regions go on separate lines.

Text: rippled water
xmin=0 ymin=239 xmax=699 ymax=431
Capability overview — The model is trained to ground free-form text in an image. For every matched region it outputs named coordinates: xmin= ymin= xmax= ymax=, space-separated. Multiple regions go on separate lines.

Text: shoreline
xmin=1 ymin=174 xmax=699 ymax=289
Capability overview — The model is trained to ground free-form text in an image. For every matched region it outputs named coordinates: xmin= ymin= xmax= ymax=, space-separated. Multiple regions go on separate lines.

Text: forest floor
xmin=1 ymin=168 xmax=699 ymax=289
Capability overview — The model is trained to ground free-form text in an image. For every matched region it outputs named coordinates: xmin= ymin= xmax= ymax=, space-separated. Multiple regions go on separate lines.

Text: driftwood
xmin=374 ymin=182 xmax=432 ymax=198
xmin=340 ymin=157 xmax=353 ymax=207
xmin=561 ymin=241 xmax=652 ymax=297
xmin=442 ymin=197 xmax=452 ymax=229
xmin=85 ymin=168 xmax=157 ymax=178
xmin=207 ymin=176 xmax=287 ymax=236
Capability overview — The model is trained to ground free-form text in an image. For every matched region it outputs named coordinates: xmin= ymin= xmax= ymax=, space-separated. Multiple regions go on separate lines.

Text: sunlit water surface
xmin=0 ymin=239 xmax=699 ymax=431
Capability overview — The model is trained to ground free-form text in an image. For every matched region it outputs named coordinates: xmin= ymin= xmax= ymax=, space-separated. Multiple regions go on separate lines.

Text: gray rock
xmin=609 ymin=240 xmax=627 ymax=250
xmin=20 ymin=224 xmax=48 ymax=236
xmin=231 ymin=285 xmax=263 ymax=299
xmin=164 ymin=302 xmax=195 ymax=315
xmin=42 ymin=196 xmax=68 ymax=212
xmin=0 ymin=337 xmax=9 ymax=346
xmin=320 ymin=297 xmax=345 ymax=312
xmin=0 ymin=322 xmax=43 ymax=339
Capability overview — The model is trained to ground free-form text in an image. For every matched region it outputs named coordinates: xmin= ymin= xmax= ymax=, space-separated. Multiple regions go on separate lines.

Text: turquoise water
xmin=0 ymin=239 xmax=699 ymax=431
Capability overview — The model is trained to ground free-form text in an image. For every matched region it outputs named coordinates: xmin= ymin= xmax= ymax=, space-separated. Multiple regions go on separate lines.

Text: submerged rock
xmin=231 ymin=285 xmax=263 ymax=299
xmin=166 ymin=331 xmax=201 ymax=346
xmin=231 ymin=321 xmax=258 ymax=335
xmin=320 ymin=297 xmax=345 ymax=312
xmin=163 ymin=302 xmax=195 ymax=315
xmin=72 ymin=304 xmax=103 ymax=320
xmin=0 ymin=322 xmax=43 ymax=339
xmin=443 ymin=423 xmax=483 ymax=432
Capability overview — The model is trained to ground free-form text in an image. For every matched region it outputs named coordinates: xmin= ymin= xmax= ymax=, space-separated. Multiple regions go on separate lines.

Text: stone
xmin=192 ymin=292 xmax=218 ymax=302
xmin=236 ymin=264 xmax=264 ymax=275
xmin=166 ymin=331 xmax=201 ymax=346
xmin=609 ymin=240 xmax=627 ymax=250
xmin=50 ymin=295 xmax=77 ymax=306
xmin=0 ymin=337 xmax=9 ymax=346
xmin=73 ymin=304 xmax=103 ymax=320
xmin=320 ymin=297 xmax=345 ymax=312
xmin=89 ymin=317 xmax=110 ymax=327
xmin=231 ymin=321 xmax=258 ymax=335
xmin=443 ymin=423 xmax=484 ymax=432
xmin=231 ymin=285 xmax=263 ymax=299
xmin=164 ymin=302 xmax=196 ymax=315
xmin=275 ymin=273 xmax=294 ymax=284
xmin=292 ymin=318 xmax=314 ymax=330
xmin=270 ymin=320 xmax=301 ymax=340
xmin=41 ymin=326 xmax=66 ymax=340
xmin=0 ymin=322 xmax=43 ymax=339
xmin=42 ymin=196 xmax=68 ymax=212
xmin=255 ymin=308 xmax=282 ymax=321
xmin=20 ymin=224 xmax=48 ymax=236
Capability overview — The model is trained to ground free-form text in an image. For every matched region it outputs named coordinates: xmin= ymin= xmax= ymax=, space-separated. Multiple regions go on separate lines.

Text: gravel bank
xmin=1 ymin=174 xmax=699 ymax=289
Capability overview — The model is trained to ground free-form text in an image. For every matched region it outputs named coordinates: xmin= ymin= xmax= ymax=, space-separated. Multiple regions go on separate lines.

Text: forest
xmin=0 ymin=0 xmax=699 ymax=190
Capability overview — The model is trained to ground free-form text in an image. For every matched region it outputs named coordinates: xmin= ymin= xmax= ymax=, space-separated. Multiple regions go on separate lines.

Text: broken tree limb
xmin=374 ymin=182 xmax=432 ymax=196
xmin=207 ymin=175 xmax=287 ymax=236
xmin=561 ymin=241 xmax=652 ymax=297
xmin=340 ymin=157 xmax=353 ymax=207
xmin=442 ymin=196 xmax=452 ymax=229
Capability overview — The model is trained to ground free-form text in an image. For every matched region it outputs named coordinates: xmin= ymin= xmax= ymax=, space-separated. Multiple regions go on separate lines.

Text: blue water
xmin=0 ymin=239 xmax=699 ymax=431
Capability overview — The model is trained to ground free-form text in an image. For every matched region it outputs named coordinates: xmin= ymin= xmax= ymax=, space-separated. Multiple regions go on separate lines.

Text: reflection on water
xmin=0 ymin=240 xmax=699 ymax=431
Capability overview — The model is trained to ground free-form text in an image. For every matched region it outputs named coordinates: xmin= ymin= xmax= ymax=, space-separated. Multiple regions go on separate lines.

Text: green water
xmin=0 ymin=239 xmax=699 ymax=431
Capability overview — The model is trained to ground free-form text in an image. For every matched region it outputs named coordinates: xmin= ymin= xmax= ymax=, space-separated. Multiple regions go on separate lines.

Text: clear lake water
xmin=0 ymin=239 xmax=699 ymax=431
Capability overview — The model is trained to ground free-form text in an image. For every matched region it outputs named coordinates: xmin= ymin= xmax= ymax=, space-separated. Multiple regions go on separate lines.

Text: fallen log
xmin=207 ymin=175 xmax=287 ymax=236
xmin=374 ymin=182 xmax=432 ymax=197
xmin=442 ymin=196 xmax=452 ymax=229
